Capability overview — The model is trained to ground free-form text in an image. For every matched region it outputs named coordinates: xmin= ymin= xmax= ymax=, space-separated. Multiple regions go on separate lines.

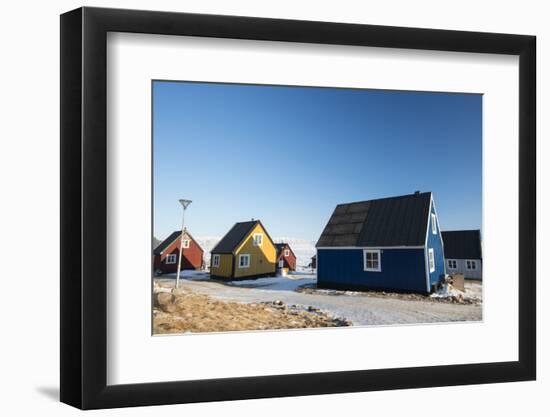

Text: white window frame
xmin=278 ymin=259 xmax=284 ymax=268
xmin=428 ymin=248 xmax=435 ymax=273
xmin=363 ymin=249 xmax=381 ymax=272
xmin=431 ymin=213 xmax=437 ymax=234
xmin=466 ymin=260 xmax=477 ymax=270
xmin=165 ymin=254 xmax=177 ymax=264
xmin=238 ymin=254 xmax=251 ymax=268
xmin=212 ymin=254 xmax=220 ymax=268
xmin=284 ymin=249 xmax=290 ymax=257
xmin=447 ymin=259 xmax=457 ymax=269
xmin=252 ymin=233 xmax=263 ymax=247
xmin=182 ymin=239 xmax=190 ymax=249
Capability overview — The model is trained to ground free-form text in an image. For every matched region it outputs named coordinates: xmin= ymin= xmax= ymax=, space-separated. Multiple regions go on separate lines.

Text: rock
xmin=156 ymin=292 xmax=175 ymax=306
xmin=155 ymin=292 xmax=177 ymax=312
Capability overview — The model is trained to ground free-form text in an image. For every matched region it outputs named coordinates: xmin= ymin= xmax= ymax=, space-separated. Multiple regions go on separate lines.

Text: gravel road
xmin=156 ymin=272 xmax=482 ymax=326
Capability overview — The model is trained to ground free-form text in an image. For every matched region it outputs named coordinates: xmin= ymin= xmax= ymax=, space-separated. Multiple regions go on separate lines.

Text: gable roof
xmin=153 ymin=229 xmax=203 ymax=255
xmin=442 ymin=230 xmax=482 ymax=260
xmin=275 ymin=243 xmax=286 ymax=253
xmin=275 ymin=243 xmax=295 ymax=258
xmin=316 ymin=192 xmax=432 ymax=248
xmin=211 ymin=220 xmax=274 ymax=254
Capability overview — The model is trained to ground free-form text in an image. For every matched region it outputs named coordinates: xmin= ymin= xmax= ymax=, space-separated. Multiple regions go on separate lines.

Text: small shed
xmin=441 ymin=230 xmax=482 ymax=280
xmin=316 ymin=192 xmax=446 ymax=294
xmin=275 ymin=243 xmax=297 ymax=271
xmin=153 ymin=229 xmax=204 ymax=274
xmin=210 ymin=220 xmax=277 ymax=280
xmin=311 ymin=254 xmax=317 ymax=269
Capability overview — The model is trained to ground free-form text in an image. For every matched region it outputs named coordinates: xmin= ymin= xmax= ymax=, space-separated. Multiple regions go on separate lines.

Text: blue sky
xmin=153 ymin=81 xmax=482 ymax=241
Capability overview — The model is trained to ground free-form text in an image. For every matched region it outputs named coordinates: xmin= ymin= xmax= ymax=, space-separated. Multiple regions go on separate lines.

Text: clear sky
xmin=153 ymin=81 xmax=482 ymax=242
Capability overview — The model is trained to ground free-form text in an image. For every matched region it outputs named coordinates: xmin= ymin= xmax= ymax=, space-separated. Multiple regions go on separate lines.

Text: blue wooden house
xmin=316 ymin=191 xmax=446 ymax=294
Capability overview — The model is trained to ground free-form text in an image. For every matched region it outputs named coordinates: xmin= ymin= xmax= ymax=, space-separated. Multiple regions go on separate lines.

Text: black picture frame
xmin=60 ymin=6 xmax=536 ymax=410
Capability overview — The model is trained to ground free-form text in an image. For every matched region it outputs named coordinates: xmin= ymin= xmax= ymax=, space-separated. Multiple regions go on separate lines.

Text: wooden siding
xmin=426 ymin=203 xmax=446 ymax=290
xmin=445 ymin=258 xmax=482 ymax=279
xmin=210 ymin=253 xmax=233 ymax=278
xmin=153 ymin=231 xmax=204 ymax=273
xmin=317 ymin=248 xmax=428 ymax=293
xmin=277 ymin=244 xmax=297 ymax=271
xmin=233 ymin=223 xmax=277 ymax=278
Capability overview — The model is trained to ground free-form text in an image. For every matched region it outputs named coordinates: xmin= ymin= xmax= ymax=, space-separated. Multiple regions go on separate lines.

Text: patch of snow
xmin=227 ymin=274 xmax=316 ymax=292
xmin=431 ymin=280 xmax=483 ymax=304
xmin=430 ymin=282 xmax=465 ymax=299
xmin=162 ymin=270 xmax=211 ymax=281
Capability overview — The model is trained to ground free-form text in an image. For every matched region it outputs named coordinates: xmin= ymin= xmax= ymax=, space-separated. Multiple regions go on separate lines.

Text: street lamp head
xmin=179 ymin=199 xmax=192 ymax=209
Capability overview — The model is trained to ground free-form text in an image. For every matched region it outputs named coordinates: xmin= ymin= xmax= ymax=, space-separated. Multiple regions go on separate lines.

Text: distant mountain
xmin=195 ymin=236 xmax=316 ymax=269
xmin=194 ymin=236 xmax=223 ymax=262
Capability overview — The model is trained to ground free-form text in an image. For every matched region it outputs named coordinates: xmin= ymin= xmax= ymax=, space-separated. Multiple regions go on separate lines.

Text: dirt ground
xmin=297 ymin=279 xmax=483 ymax=305
xmin=154 ymin=273 xmax=482 ymax=331
xmin=153 ymin=284 xmax=351 ymax=334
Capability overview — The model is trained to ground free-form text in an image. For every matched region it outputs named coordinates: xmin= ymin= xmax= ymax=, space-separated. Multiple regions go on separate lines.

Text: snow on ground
xmin=430 ymin=280 xmax=483 ymax=303
xmin=162 ymin=270 xmax=211 ymax=281
xmin=226 ymin=272 xmax=316 ymax=291
xmin=156 ymin=273 xmax=482 ymax=326
xmin=430 ymin=282 xmax=466 ymax=299
xmin=195 ymin=236 xmax=316 ymax=269
xmin=464 ymin=280 xmax=483 ymax=302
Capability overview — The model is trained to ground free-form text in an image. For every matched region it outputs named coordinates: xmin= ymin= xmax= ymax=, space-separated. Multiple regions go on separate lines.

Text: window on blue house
xmin=431 ymin=213 xmax=437 ymax=234
xmin=363 ymin=250 xmax=381 ymax=272
xmin=428 ymin=248 xmax=435 ymax=272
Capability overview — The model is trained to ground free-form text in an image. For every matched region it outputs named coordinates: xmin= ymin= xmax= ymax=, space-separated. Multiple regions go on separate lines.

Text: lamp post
xmin=175 ymin=199 xmax=192 ymax=289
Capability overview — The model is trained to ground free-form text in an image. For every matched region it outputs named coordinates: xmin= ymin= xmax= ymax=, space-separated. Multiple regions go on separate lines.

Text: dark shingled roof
xmin=275 ymin=243 xmax=286 ymax=256
xmin=153 ymin=231 xmax=181 ymax=255
xmin=211 ymin=221 xmax=259 ymax=254
xmin=275 ymin=243 xmax=295 ymax=258
xmin=316 ymin=192 xmax=432 ymax=248
xmin=442 ymin=230 xmax=482 ymax=260
xmin=153 ymin=230 xmax=202 ymax=255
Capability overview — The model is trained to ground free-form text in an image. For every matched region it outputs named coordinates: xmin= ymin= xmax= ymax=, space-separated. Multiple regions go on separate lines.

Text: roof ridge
xmin=211 ymin=219 xmax=268 ymax=254
xmin=316 ymin=192 xmax=433 ymax=248
xmin=337 ymin=191 xmax=432 ymax=207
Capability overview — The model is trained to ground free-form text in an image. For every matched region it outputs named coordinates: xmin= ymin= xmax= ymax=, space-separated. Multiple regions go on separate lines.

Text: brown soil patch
xmin=153 ymin=288 xmax=351 ymax=334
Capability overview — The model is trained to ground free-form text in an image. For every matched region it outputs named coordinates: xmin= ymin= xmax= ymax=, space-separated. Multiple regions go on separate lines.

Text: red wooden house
xmin=153 ymin=229 xmax=204 ymax=274
xmin=275 ymin=243 xmax=297 ymax=271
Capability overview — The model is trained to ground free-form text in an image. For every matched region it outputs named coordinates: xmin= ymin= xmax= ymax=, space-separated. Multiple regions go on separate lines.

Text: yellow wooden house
xmin=210 ymin=220 xmax=277 ymax=279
